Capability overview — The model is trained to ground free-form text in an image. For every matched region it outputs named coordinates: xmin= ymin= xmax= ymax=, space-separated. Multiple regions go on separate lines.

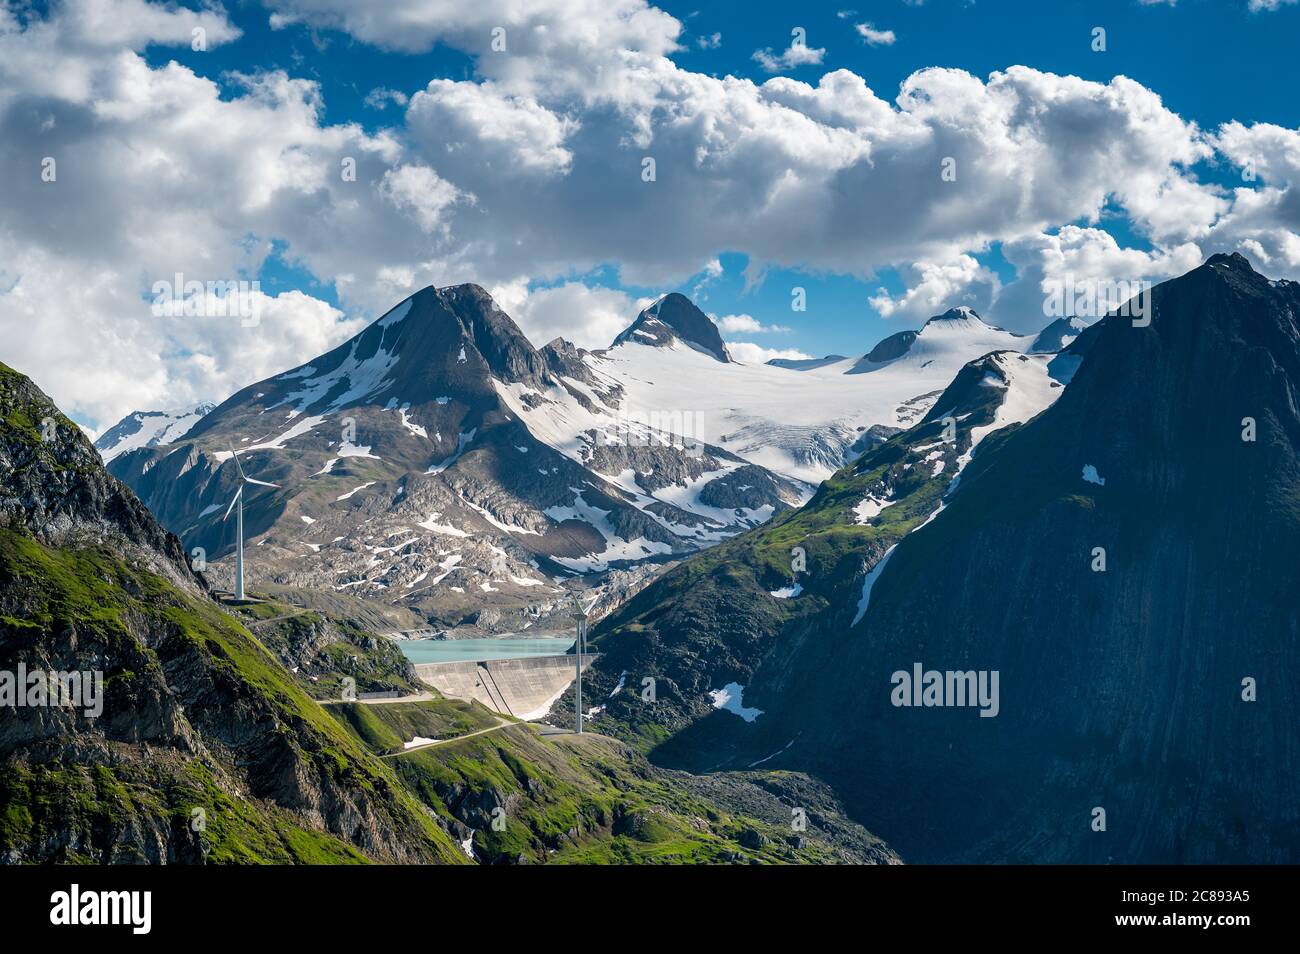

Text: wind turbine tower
xmin=572 ymin=599 xmax=590 ymax=734
xmin=223 ymin=447 xmax=280 ymax=601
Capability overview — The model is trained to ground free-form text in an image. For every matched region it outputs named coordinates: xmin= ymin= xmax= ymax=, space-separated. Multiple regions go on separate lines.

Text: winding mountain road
xmin=380 ymin=718 xmax=514 ymax=757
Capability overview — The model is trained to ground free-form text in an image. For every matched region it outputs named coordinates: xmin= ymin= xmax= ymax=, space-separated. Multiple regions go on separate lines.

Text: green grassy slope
xmin=227 ymin=597 xmax=422 ymax=700
xmin=0 ymin=530 xmax=466 ymax=864
xmin=327 ymin=696 xmax=895 ymax=864
xmin=0 ymin=360 xmax=465 ymax=864
xmin=327 ymin=697 xmax=499 ymax=755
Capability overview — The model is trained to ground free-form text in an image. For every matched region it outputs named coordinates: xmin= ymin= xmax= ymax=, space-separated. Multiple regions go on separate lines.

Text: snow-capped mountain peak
xmin=611 ymin=293 xmax=732 ymax=362
xmin=104 ymin=283 xmax=1091 ymax=627
xmin=579 ymin=296 xmax=1042 ymax=483
xmin=1029 ymin=316 xmax=1091 ymax=354
xmin=925 ymin=304 xmax=982 ymax=324
xmin=94 ymin=402 xmax=215 ymax=463
xmin=850 ymin=307 xmax=1027 ymax=375
xmin=917 ymin=306 xmax=1016 ymax=339
xmin=107 ymin=284 xmax=803 ymax=630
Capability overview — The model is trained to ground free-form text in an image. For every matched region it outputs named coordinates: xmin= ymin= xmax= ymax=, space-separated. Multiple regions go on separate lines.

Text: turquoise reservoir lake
xmin=398 ymin=636 xmax=575 ymax=664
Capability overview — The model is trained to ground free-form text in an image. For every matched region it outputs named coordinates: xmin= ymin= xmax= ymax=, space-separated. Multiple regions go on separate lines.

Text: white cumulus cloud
xmin=753 ymin=39 xmax=826 ymax=73
xmin=725 ymin=342 xmax=813 ymax=363
xmin=854 ymin=23 xmax=896 ymax=46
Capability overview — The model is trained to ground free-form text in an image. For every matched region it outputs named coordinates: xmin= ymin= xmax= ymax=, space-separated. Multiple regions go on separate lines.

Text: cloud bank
xmin=1 ymin=0 xmax=1298 ymax=429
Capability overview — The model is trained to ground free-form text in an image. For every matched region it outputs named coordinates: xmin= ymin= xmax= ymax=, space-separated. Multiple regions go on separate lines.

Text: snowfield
xmin=479 ymin=308 xmax=1052 ymax=577
xmin=582 ymin=309 xmax=1030 ymax=484
xmin=709 ymin=682 xmax=764 ymax=722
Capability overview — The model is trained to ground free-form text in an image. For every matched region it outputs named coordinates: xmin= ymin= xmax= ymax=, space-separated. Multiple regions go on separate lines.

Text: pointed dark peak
xmin=435 ymin=282 xmax=497 ymax=311
xmin=1194 ymin=251 xmax=1279 ymax=302
xmin=1050 ymin=251 xmax=1300 ymax=438
xmin=1029 ymin=316 xmax=1090 ymax=354
xmin=612 ymin=293 xmax=732 ymax=362
xmin=378 ymin=282 xmax=524 ymax=346
xmin=924 ymin=305 xmax=983 ymax=327
xmin=541 ymin=337 xmax=592 ymax=380
xmin=440 ymin=284 xmax=551 ymax=385
xmin=863 ymin=329 xmax=918 ymax=364
xmin=370 ymin=282 xmax=548 ymax=387
xmin=542 ymin=336 xmax=584 ymax=359
xmin=240 ymin=281 xmax=554 ymax=417
xmin=1204 ymin=251 xmax=1255 ymax=272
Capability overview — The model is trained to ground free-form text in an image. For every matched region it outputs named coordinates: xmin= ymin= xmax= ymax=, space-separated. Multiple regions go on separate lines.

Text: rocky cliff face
xmin=800 ymin=252 xmax=1300 ymax=862
xmin=582 ymin=255 xmax=1300 ymax=863
xmin=0 ymin=366 xmax=193 ymax=590
xmin=108 ymin=285 xmax=802 ymax=630
xmin=0 ymin=362 xmax=462 ymax=863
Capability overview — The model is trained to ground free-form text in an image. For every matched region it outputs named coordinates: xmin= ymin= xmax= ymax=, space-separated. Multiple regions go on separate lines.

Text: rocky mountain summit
xmin=94 ymin=402 xmax=214 ymax=463
xmin=612 ymin=293 xmax=733 ymax=362
xmin=1028 ymin=316 xmax=1091 ymax=354
xmin=109 ymin=285 xmax=803 ymax=632
xmin=107 ymin=284 xmax=1086 ymax=633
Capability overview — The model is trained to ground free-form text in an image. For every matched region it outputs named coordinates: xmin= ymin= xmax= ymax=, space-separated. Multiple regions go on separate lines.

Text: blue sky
xmin=673 ymin=1 xmax=1300 ymax=129
xmin=5 ymin=0 xmax=1300 ymax=428
xmin=149 ymin=1 xmax=1300 ymax=145
xmin=138 ymin=0 xmax=1300 ymax=359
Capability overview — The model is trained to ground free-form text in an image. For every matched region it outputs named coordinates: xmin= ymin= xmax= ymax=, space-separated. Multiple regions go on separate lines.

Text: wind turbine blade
xmin=223 ymin=485 xmax=243 ymax=521
xmin=242 ymin=477 xmax=281 ymax=488
xmin=228 ymin=445 xmax=246 ymax=481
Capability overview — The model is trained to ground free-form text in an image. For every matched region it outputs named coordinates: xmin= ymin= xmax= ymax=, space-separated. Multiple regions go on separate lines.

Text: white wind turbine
xmin=570 ymin=596 xmax=599 ymax=734
xmin=223 ymin=446 xmax=280 ymax=601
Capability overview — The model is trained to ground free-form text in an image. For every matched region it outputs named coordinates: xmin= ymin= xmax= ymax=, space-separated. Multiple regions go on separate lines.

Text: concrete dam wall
xmin=414 ymin=654 xmax=598 ymax=721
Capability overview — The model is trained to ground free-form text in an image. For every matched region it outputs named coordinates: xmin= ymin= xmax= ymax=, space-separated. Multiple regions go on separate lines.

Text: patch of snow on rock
xmin=709 ymin=682 xmax=763 ymax=722
xmin=336 ymin=481 xmax=376 ymax=501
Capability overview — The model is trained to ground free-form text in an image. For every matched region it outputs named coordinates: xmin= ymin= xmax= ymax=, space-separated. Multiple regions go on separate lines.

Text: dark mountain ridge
xmin=809 ymin=251 xmax=1300 ymax=862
